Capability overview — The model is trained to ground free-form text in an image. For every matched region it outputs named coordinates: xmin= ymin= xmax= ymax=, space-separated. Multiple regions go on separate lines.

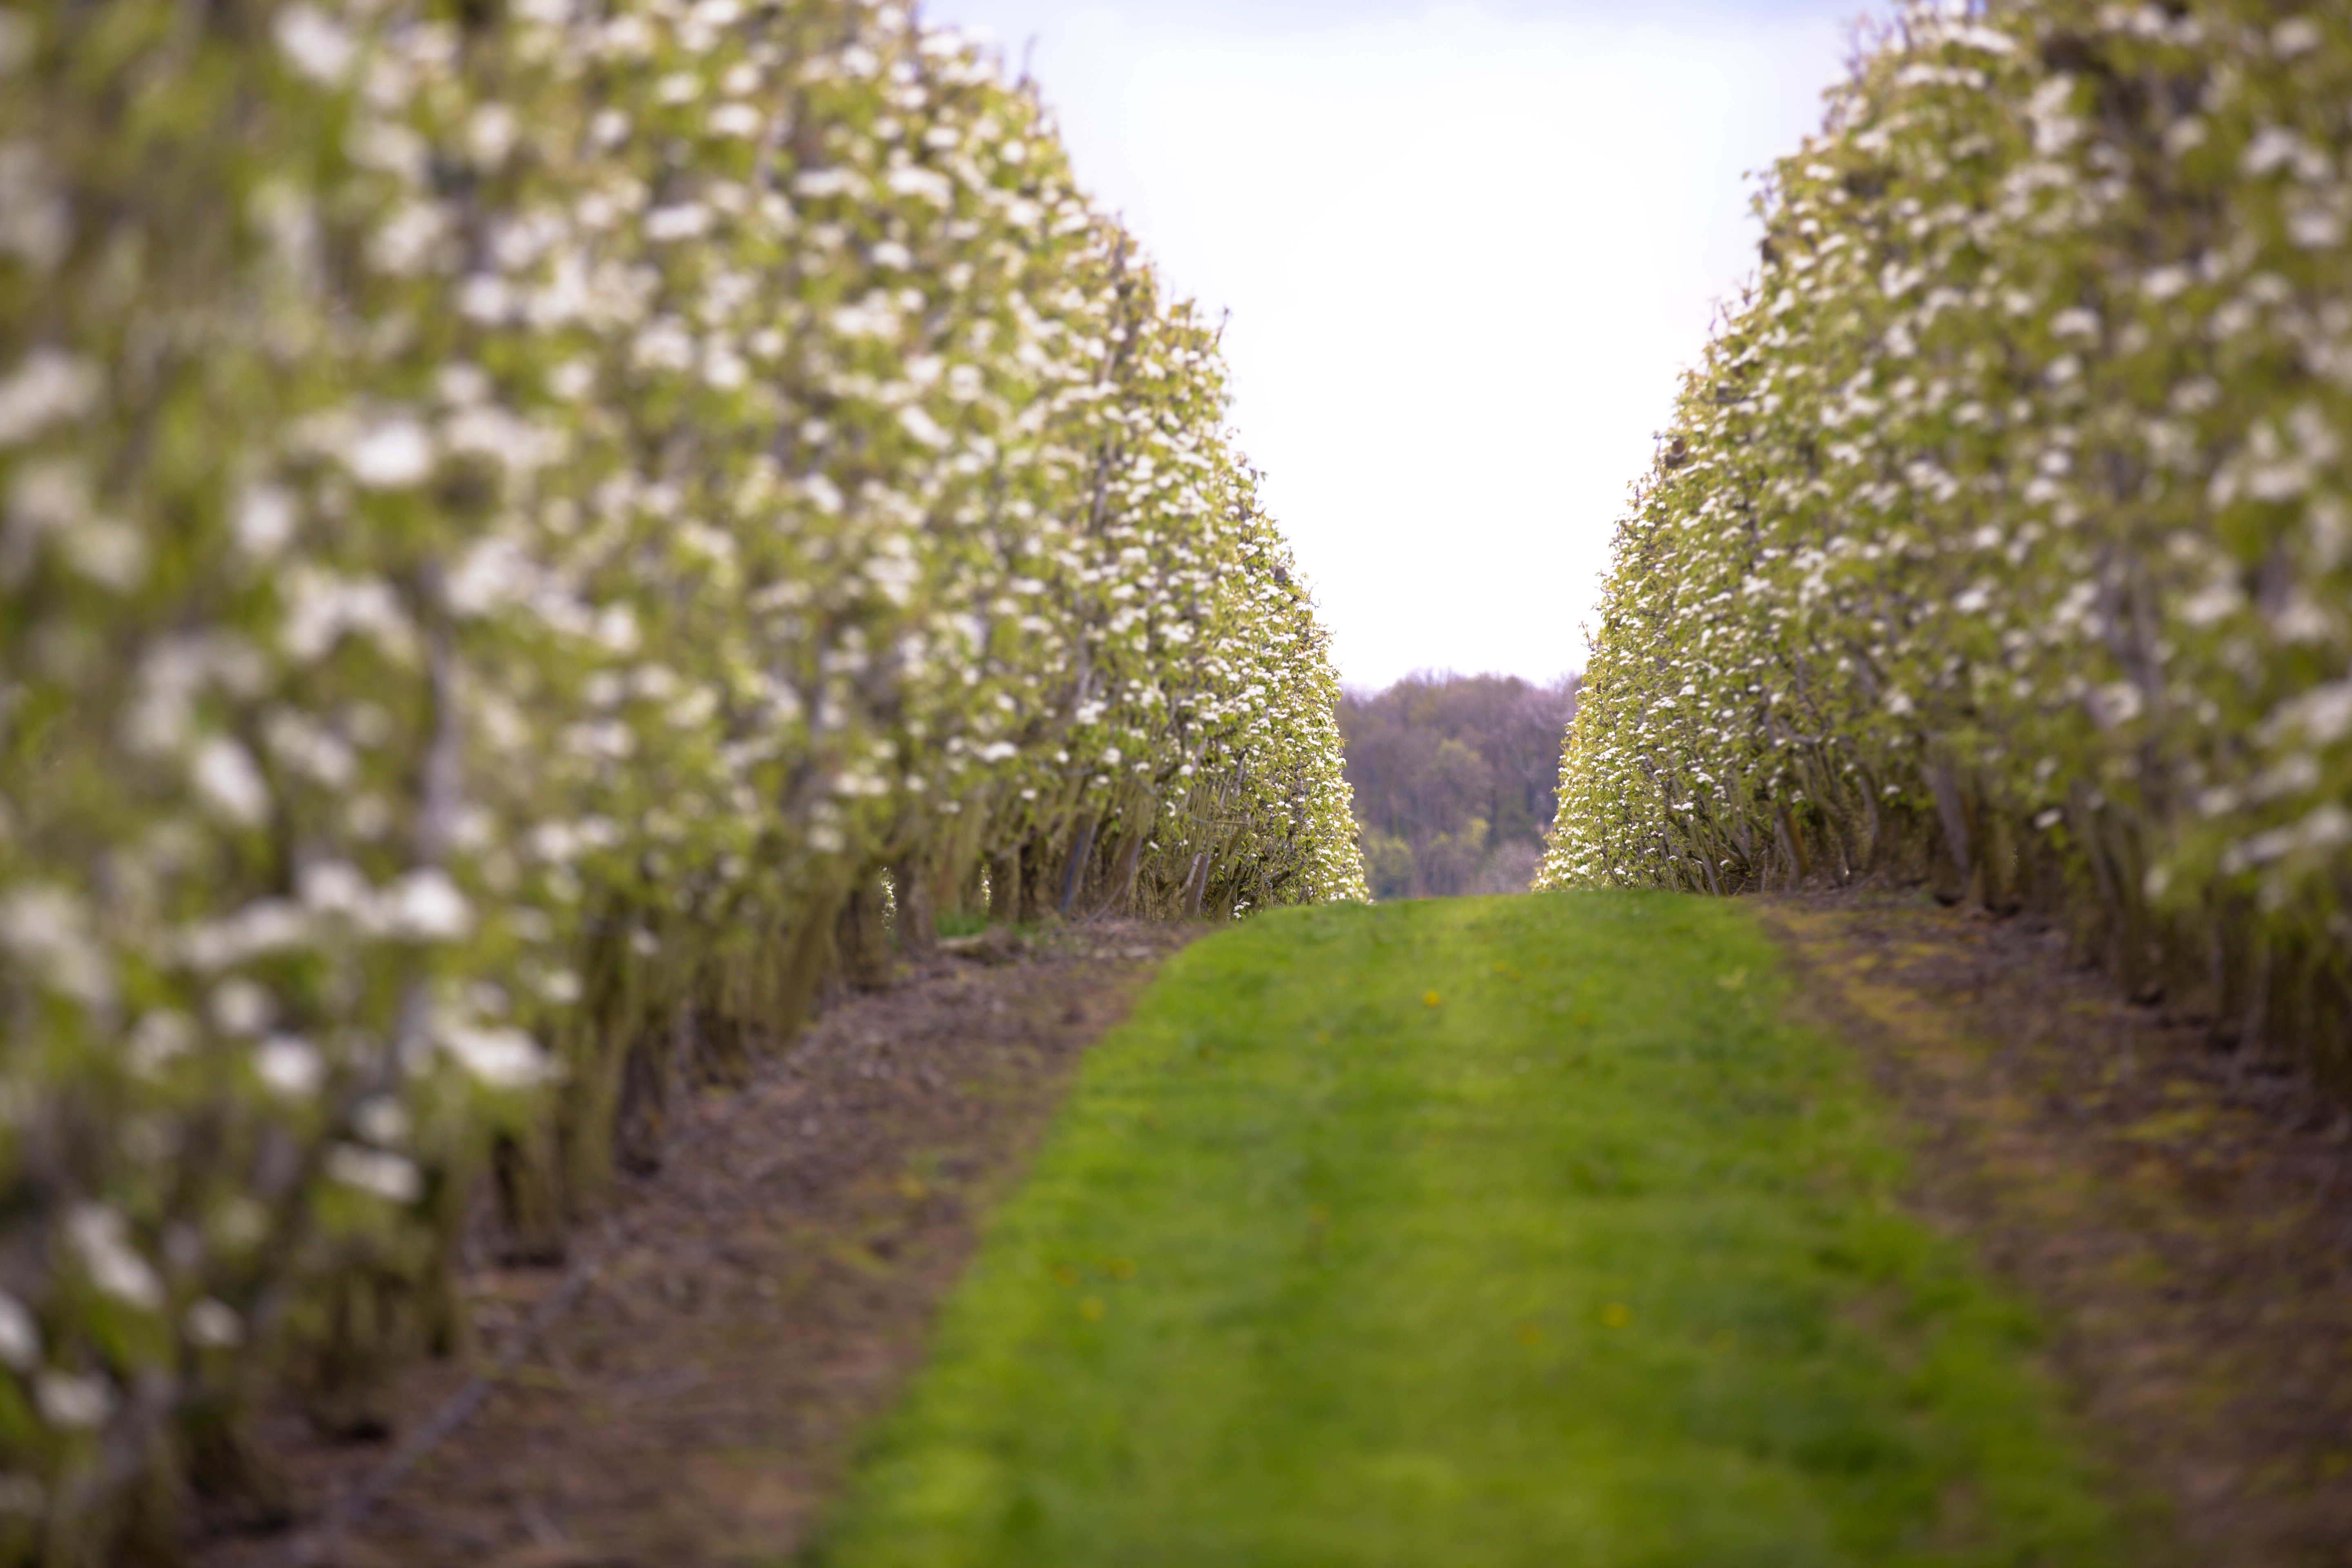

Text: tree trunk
xmin=762 ymin=898 xmax=843 ymax=1049
xmin=1099 ymin=829 xmax=1146 ymax=917
xmin=1058 ymin=814 xmax=1097 ymax=916
xmin=945 ymin=855 xmax=983 ymax=922
xmin=179 ymin=1389 xmax=294 ymax=1532
xmin=892 ymin=856 xmax=938 ymax=962
xmin=988 ymin=846 xmax=1023 ymax=924
xmin=837 ymin=875 xmax=895 ymax=991
xmin=1020 ymin=836 xmax=1054 ymax=923
xmin=613 ymin=1015 xmax=674 ymax=1176
xmin=684 ymin=984 xmax=751 ymax=1090
xmin=492 ymin=1128 xmax=568 ymax=1265
xmin=295 ymin=1263 xmax=416 ymax=1441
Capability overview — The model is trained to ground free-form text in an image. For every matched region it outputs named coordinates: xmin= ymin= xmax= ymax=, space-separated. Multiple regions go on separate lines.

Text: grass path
xmin=802 ymin=892 xmax=2132 ymax=1567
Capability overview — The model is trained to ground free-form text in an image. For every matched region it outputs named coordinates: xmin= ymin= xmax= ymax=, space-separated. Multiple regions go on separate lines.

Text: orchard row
xmin=0 ymin=0 xmax=1365 ymax=1556
xmin=1545 ymin=2 xmax=2350 ymax=1088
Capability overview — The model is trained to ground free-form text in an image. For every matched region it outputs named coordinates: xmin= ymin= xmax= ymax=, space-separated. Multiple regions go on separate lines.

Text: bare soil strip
xmin=194 ymin=923 xmax=1194 ymax=1568
xmin=1761 ymin=891 xmax=2352 ymax=1568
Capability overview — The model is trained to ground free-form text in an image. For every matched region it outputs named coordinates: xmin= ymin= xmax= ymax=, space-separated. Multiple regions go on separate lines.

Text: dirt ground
xmin=192 ymin=921 xmax=1196 ymax=1568
xmin=1762 ymin=889 xmax=2352 ymax=1568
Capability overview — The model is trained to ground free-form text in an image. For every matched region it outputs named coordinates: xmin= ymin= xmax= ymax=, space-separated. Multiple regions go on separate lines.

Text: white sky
xmin=918 ymin=0 xmax=1874 ymax=688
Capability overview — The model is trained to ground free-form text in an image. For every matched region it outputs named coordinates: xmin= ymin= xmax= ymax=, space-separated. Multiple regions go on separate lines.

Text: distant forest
xmin=1339 ymin=673 xmax=1581 ymax=900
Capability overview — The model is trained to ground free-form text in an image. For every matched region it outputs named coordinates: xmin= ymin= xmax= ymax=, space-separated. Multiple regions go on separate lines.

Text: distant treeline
xmin=1339 ymin=673 xmax=1580 ymax=900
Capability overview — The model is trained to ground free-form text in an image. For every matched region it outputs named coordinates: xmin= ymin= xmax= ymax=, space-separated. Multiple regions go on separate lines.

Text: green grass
xmin=931 ymin=908 xmax=993 ymax=940
xmin=803 ymin=891 xmax=2130 ymax=1568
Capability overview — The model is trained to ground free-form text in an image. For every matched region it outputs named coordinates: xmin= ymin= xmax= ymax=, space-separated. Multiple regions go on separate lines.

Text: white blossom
xmin=0 ymin=1291 xmax=39 ymax=1370
xmin=128 ymin=1011 xmax=197 ymax=1076
xmin=0 ymin=884 xmax=114 ymax=1011
xmin=709 ymin=102 xmax=764 ymax=138
xmin=192 ymin=737 xmax=271 ymax=827
xmin=35 ymin=1372 xmax=113 ymax=1431
xmin=234 ymin=483 xmax=297 ymax=557
xmin=211 ymin=980 xmax=274 ymax=1038
xmin=2272 ymin=18 xmax=2323 ymax=59
xmin=381 ymin=870 xmax=474 ymax=942
xmin=254 ymin=1035 xmax=325 ymax=1098
xmin=645 ymin=203 xmax=712 ymax=241
xmin=438 ymin=1022 xmax=555 ymax=1088
xmin=368 ymin=200 xmax=447 ymax=273
xmin=346 ymin=418 xmax=437 ymax=488
xmin=272 ymin=5 xmax=356 ymax=83
xmin=325 ymin=1143 xmax=422 ymax=1203
xmin=66 ymin=1205 xmax=162 ymax=1310
xmin=179 ymin=901 xmax=312 ymax=971
xmin=354 ymin=1097 xmax=412 ymax=1146
xmin=281 ymin=567 xmax=416 ymax=663
xmin=466 ymin=104 xmax=520 ymax=166
xmin=2264 ymin=681 xmax=2352 ymax=746
xmin=0 ymin=143 xmax=71 ymax=270
xmin=185 ymin=1298 xmax=243 ymax=1349
xmin=0 ymin=350 xmax=99 ymax=447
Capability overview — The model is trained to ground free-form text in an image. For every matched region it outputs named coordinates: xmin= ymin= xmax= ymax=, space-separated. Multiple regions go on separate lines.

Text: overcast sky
xmin=917 ymin=0 xmax=1878 ymax=689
